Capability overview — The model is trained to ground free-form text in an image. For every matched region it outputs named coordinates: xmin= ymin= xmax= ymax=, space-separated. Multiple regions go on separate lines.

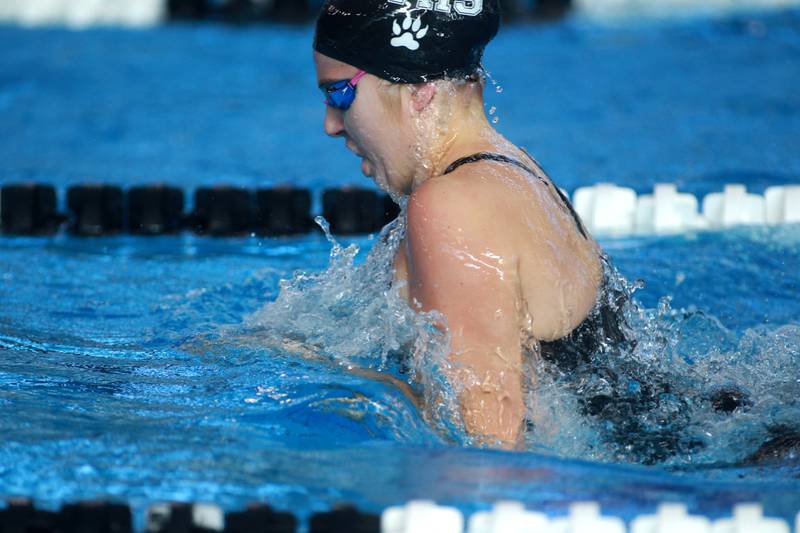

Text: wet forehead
xmin=314 ymin=52 xmax=360 ymax=87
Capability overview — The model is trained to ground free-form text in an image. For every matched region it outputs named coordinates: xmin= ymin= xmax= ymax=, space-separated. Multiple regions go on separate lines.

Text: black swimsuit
xmin=443 ymin=151 xmax=631 ymax=369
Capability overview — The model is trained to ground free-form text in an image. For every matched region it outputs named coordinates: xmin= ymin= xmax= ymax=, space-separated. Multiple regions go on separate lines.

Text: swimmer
xmin=313 ymin=0 xmax=620 ymax=448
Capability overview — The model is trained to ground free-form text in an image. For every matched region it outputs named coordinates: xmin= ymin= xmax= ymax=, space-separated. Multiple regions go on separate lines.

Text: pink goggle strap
xmin=351 ymin=70 xmax=367 ymax=86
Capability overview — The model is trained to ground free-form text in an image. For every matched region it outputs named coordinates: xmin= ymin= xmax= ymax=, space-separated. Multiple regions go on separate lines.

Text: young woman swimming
xmin=313 ymin=0 xmax=625 ymax=448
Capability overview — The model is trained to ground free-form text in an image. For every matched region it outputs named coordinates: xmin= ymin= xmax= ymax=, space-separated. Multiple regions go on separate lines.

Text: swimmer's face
xmin=314 ymin=52 xmax=413 ymax=195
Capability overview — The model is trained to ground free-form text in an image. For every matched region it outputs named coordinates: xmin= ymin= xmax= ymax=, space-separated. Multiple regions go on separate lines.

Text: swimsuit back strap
xmin=444 ymin=152 xmax=545 ymax=182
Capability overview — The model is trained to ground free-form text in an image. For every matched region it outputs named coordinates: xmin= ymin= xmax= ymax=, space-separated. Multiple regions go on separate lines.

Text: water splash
xmin=240 ymin=211 xmax=800 ymax=467
xmin=244 ymin=211 xmax=468 ymax=444
xmin=485 ymin=71 xmax=502 ymax=125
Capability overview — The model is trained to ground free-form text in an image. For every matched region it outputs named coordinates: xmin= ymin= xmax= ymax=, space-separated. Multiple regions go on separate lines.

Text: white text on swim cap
xmin=387 ymin=0 xmax=483 ymax=17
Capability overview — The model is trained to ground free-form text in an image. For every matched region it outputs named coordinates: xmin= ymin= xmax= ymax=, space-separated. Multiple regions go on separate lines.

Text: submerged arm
xmin=276 ymin=339 xmax=423 ymax=409
xmin=202 ymin=332 xmax=423 ymax=410
xmin=405 ymin=180 xmax=527 ymax=448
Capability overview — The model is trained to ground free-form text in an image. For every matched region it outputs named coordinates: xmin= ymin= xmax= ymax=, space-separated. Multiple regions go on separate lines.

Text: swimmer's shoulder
xmin=407 ymin=169 xmax=519 ymax=248
xmin=410 ymin=158 xmax=603 ymax=340
xmin=408 ymin=161 xmax=547 ymax=249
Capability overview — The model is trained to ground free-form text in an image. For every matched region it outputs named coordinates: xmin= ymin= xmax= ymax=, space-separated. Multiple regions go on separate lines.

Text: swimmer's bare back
xmin=392 ymin=147 xmax=603 ymax=448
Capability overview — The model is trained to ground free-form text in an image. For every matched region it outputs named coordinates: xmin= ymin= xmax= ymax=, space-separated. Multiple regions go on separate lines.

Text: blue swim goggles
xmin=321 ymin=70 xmax=367 ymax=111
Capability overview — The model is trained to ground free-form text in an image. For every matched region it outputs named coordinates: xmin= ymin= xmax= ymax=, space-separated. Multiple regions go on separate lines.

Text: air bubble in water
xmin=496 ymin=85 xmax=504 ymax=94
xmin=488 ymin=106 xmax=497 ymax=116
xmin=492 ymin=117 xmax=500 ymax=124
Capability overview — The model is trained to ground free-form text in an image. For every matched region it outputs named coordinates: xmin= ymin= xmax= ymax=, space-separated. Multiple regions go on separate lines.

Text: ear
xmin=409 ymin=82 xmax=437 ymax=113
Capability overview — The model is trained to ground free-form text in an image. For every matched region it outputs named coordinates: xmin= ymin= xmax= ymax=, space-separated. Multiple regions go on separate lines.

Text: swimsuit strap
xmin=442 ymin=151 xmax=589 ymax=239
xmin=444 ymin=152 xmax=545 ymax=182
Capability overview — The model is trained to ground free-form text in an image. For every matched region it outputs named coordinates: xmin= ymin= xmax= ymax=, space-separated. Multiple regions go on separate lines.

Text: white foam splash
xmin=244 ymin=211 xmax=469 ymax=444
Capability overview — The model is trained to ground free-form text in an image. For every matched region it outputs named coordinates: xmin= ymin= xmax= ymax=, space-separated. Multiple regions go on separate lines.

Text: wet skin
xmin=314 ymin=52 xmax=603 ymax=448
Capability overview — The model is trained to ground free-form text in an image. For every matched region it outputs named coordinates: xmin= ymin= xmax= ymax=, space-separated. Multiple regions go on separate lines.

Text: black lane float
xmin=67 ymin=185 xmax=125 ymax=236
xmin=128 ymin=185 xmax=185 ymax=235
xmin=0 ymin=183 xmax=399 ymax=237
xmin=255 ymin=187 xmax=313 ymax=236
xmin=225 ymin=504 xmax=298 ymax=533
xmin=0 ymin=183 xmax=62 ymax=235
xmin=322 ymin=187 xmax=386 ymax=236
xmin=0 ymin=499 xmax=380 ymax=533
xmin=188 ymin=186 xmax=254 ymax=236
xmin=0 ymin=500 xmax=133 ymax=533
xmin=309 ymin=506 xmax=380 ymax=533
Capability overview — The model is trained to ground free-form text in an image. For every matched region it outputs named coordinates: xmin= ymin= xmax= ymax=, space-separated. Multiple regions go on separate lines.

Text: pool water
xmin=1 ymin=6 xmax=800 ymax=530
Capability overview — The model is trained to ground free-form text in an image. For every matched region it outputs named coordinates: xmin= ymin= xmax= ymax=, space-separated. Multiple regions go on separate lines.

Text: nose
xmin=323 ymin=106 xmax=345 ymax=138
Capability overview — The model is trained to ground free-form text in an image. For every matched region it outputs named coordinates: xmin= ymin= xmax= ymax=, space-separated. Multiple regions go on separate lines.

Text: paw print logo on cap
xmin=390 ymin=12 xmax=429 ymax=51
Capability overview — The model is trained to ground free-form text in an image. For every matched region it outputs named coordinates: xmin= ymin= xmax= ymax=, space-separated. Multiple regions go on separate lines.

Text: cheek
xmin=345 ymin=110 xmax=382 ymax=153
xmin=348 ymin=88 xmax=398 ymax=152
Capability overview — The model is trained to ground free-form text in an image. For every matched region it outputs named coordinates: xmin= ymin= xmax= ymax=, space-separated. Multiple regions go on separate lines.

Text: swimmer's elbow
xmin=459 ymin=370 xmax=526 ymax=449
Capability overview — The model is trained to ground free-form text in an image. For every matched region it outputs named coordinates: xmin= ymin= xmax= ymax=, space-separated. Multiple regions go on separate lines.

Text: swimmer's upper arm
xmin=405 ymin=178 xmax=526 ymax=447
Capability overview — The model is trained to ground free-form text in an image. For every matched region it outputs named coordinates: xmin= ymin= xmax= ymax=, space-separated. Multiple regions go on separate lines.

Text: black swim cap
xmin=314 ymin=0 xmax=501 ymax=84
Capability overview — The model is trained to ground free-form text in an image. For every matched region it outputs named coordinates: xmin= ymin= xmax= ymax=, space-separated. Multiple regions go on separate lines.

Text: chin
xmin=380 ymin=180 xmax=404 ymax=200
xmin=371 ymin=174 xmax=386 ymax=189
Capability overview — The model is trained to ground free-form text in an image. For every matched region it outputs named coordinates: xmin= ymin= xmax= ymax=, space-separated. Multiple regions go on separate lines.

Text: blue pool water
xmin=1 ymin=7 xmax=800 ymax=530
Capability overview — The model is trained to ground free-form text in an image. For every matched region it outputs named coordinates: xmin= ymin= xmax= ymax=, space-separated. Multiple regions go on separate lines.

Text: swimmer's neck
xmin=409 ymin=101 xmax=509 ymax=192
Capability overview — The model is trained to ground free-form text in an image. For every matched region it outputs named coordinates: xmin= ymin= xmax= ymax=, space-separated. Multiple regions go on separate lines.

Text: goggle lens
xmin=324 ymin=80 xmax=355 ymax=110
xmin=321 ymin=70 xmax=366 ymax=111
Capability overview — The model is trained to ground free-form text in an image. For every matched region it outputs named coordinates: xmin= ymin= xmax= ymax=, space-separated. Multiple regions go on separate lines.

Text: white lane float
xmin=468 ymin=501 xmax=550 ymax=533
xmin=631 ymin=503 xmax=712 ymax=533
xmin=573 ymin=183 xmax=638 ymax=235
xmin=382 ymin=500 xmax=464 ymax=533
xmin=0 ymin=0 xmax=164 ymax=28
xmin=766 ymin=185 xmax=800 ymax=225
xmin=573 ymin=183 xmax=800 ymax=236
xmin=702 ymin=184 xmax=766 ymax=228
xmin=711 ymin=504 xmax=791 ymax=533
xmin=549 ymin=502 xmax=626 ymax=533
xmin=191 ymin=503 xmax=225 ymax=532
xmin=574 ymin=0 xmax=800 ymax=20
xmin=636 ymin=184 xmax=704 ymax=234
